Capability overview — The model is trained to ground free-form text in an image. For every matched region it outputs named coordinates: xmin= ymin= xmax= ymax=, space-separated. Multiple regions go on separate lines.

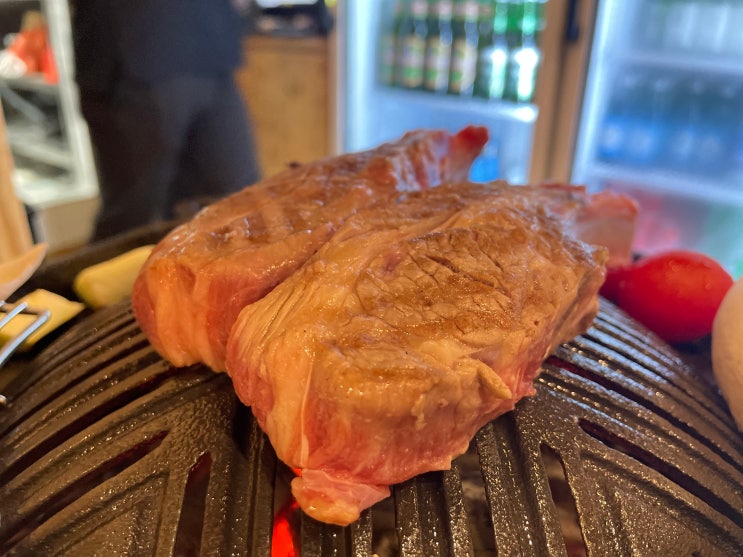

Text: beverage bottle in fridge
xmin=724 ymin=1 xmax=743 ymax=57
xmin=693 ymin=0 xmax=730 ymax=54
xmin=665 ymin=79 xmax=704 ymax=172
xmin=504 ymin=0 xmax=524 ymax=40
xmin=474 ymin=0 xmax=510 ymax=99
xmin=380 ymin=0 xmax=406 ymax=86
xmin=503 ymin=0 xmax=541 ymax=103
xmin=637 ymin=0 xmax=670 ymax=50
xmin=663 ymin=0 xmax=699 ymax=52
xmin=732 ymin=99 xmax=743 ymax=186
xmin=730 ymin=82 xmax=743 ymax=184
xmin=448 ymin=0 xmax=480 ymax=96
xmin=694 ymin=82 xmax=735 ymax=176
xmin=476 ymin=0 xmax=494 ymax=40
xmin=424 ymin=0 xmax=454 ymax=92
xmin=596 ymin=72 xmax=642 ymax=164
xmin=625 ymin=75 xmax=672 ymax=167
xmin=476 ymin=0 xmax=497 ymax=42
xmin=395 ymin=0 xmax=429 ymax=89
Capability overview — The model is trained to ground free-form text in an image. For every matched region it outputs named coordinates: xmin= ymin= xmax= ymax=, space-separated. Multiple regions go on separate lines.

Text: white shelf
xmin=9 ymin=135 xmax=73 ymax=169
xmin=0 ymin=74 xmax=58 ymax=95
xmin=376 ymin=85 xmax=539 ymax=125
xmin=618 ymin=50 xmax=743 ymax=78
xmin=586 ymin=162 xmax=743 ymax=206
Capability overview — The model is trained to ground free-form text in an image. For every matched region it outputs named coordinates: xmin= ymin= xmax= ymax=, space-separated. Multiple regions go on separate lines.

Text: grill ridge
xmin=578 ymin=419 xmax=743 ymax=527
xmin=565 ymin=335 xmax=737 ymax=438
xmin=543 ymin=356 xmax=743 ymax=476
xmin=0 ymin=430 xmax=169 ymax=554
xmin=0 ymin=315 xmax=153 ymax=437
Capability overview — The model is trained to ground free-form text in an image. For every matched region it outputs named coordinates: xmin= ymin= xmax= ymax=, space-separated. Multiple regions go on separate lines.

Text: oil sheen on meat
xmin=131 ymin=127 xmax=488 ymax=371
xmin=226 ymin=182 xmax=629 ymax=526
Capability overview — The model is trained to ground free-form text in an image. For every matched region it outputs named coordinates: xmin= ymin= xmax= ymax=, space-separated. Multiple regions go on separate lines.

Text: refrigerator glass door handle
xmin=565 ymin=0 xmax=581 ymax=43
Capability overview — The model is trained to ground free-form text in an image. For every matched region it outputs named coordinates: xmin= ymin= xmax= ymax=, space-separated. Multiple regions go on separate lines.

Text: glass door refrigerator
xmin=572 ymin=0 xmax=743 ymax=277
xmin=334 ymin=0 xmax=743 ymax=277
xmin=333 ymin=0 xmax=593 ymax=187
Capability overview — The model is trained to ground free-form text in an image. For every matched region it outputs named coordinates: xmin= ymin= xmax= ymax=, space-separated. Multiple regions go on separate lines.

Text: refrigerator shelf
xmin=375 ymin=85 xmax=538 ymax=125
xmin=587 ymin=162 xmax=743 ymax=207
xmin=13 ymin=163 xmax=98 ymax=215
xmin=618 ymin=50 xmax=743 ymax=78
xmin=9 ymin=134 xmax=73 ymax=169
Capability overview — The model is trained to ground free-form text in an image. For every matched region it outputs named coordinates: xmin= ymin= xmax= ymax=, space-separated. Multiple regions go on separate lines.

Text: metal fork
xmin=0 ymin=300 xmax=51 ymax=407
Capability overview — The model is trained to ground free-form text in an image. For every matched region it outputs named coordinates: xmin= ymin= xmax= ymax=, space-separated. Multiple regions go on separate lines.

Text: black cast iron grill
xmin=0 ymin=232 xmax=742 ymax=557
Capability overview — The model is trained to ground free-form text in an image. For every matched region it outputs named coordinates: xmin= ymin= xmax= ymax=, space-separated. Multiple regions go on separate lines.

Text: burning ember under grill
xmin=0 ymin=234 xmax=742 ymax=556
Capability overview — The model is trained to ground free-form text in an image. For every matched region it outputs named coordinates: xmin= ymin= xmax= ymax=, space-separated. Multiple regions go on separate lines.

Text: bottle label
xmin=435 ymin=0 xmax=453 ymax=18
xmin=424 ymin=39 xmax=451 ymax=91
xmin=398 ymin=35 xmax=426 ymax=88
xmin=411 ymin=0 xmax=428 ymax=17
xmin=449 ymin=38 xmax=477 ymax=93
xmin=455 ymin=0 xmax=479 ymax=19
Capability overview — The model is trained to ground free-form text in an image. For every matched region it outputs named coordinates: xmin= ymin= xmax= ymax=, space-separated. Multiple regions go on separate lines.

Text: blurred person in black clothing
xmin=71 ymin=0 xmax=261 ymax=241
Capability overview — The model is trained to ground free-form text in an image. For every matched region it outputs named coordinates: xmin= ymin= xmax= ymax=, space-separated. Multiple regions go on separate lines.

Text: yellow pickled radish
xmin=73 ymin=245 xmax=154 ymax=309
xmin=711 ymin=275 xmax=743 ymax=430
xmin=0 ymin=289 xmax=84 ymax=350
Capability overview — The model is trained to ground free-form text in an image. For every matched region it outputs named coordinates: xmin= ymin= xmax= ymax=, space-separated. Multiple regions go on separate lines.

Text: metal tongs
xmin=0 ymin=244 xmax=49 ymax=406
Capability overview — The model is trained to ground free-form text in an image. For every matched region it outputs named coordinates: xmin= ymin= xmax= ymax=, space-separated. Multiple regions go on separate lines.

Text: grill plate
xmin=0 ymin=227 xmax=741 ymax=556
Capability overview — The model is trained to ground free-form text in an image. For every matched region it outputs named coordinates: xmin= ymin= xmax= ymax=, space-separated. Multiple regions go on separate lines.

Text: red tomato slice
xmin=614 ymin=250 xmax=733 ymax=343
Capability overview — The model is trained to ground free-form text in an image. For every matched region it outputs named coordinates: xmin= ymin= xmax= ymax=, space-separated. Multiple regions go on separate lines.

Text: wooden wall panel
xmin=235 ymin=35 xmax=331 ymax=179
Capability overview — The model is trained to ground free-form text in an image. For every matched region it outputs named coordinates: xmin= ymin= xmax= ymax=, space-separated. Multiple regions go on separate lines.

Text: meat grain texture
xmin=132 ymin=126 xmax=488 ymax=371
xmin=131 ymin=127 xmax=637 ymax=526
xmin=226 ymin=182 xmax=628 ymax=525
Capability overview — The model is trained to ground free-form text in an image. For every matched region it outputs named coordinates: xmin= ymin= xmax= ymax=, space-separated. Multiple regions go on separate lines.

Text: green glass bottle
xmin=503 ymin=0 xmax=541 ymax=103
xmin=477 ymin=0 xmax=495 ymax=44
xmin=424 ymin=0 xmax=454 ymax=93
xmin=448 ymin=0 xmax=480 ymax=96
xmin=474 ymin=0 xmax=510 ymax=99
xmin=380 ymin=0 xmax=406 ymax=86
xmin=395 ymin=0 xmax=429 ymax=89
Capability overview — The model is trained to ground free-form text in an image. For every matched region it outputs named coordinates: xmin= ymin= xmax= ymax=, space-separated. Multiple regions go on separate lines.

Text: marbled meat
xmin=132 ymin=127 xmax=488 ymax=371
xmin=225 ymin=181 xmax=635 ymax=525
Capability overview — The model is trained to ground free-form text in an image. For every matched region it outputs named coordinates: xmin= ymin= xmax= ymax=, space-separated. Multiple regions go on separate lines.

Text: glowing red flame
xmin=271 ymin=499 xmax=300 ymax=557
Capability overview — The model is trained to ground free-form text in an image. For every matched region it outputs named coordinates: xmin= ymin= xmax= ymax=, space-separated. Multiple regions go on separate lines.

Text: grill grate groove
xmin=173 ymin=451 xmax=212 ymax=556
xmin=545 ymin=350 xmax=743 ymax=476
xmin=2 ymin=304 xmax=142 ymax=399
xmin=540 ymin=443 xmax=587 ymax=557
xmin=0 ymin=361 xmax=180 ymax=483
xmin=565 ymin=334 xmax=739 ymax=440
xmin=441 ymin=460 xmax=477 ymax=557
xmin=0 ymin=430 xmax=168 ymax=555
xmin=578 ymin=418 xmax=743 ymax=527
xmin=0 ymin=325 xmax=155 ymax=438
